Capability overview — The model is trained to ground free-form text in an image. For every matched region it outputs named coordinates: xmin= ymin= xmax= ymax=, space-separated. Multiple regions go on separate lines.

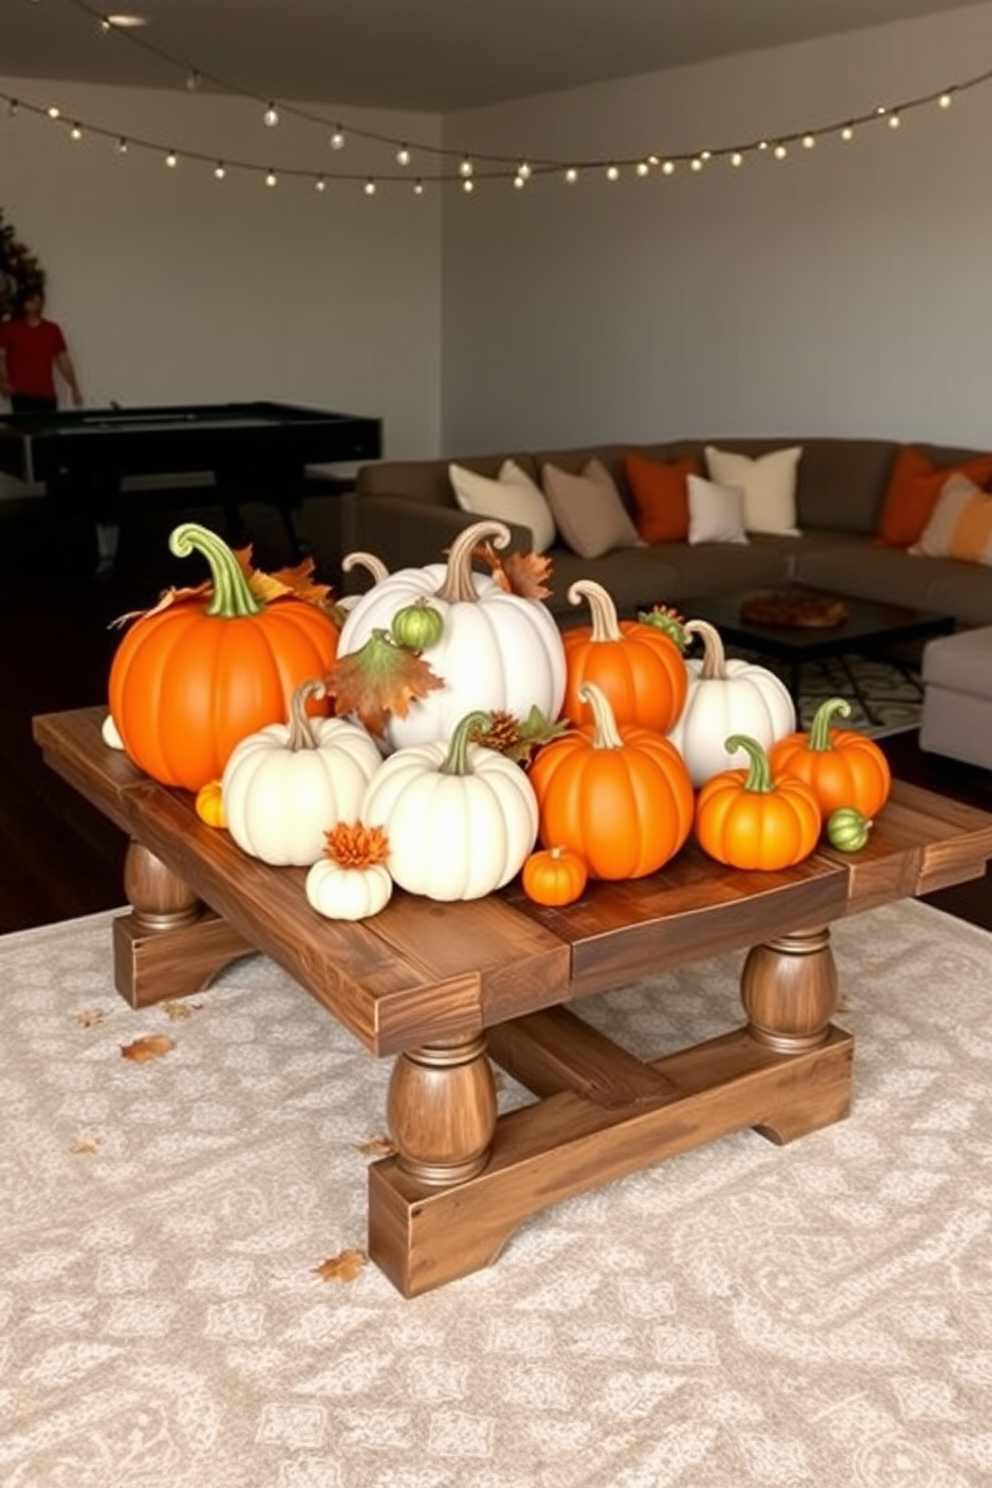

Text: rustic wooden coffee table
xmin=34 ymin=706 xmax=992 ymax=1296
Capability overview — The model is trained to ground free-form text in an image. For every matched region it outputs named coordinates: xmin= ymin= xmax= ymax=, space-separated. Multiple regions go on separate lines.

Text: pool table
xmin=0 ymin=399 xmax=382 ymax=558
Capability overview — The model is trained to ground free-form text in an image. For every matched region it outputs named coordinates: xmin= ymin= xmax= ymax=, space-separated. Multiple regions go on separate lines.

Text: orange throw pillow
xmin=875 ymin=445 xmax=992 ymax=547
xmin=624 ymin=452 xmax=700 ymax=543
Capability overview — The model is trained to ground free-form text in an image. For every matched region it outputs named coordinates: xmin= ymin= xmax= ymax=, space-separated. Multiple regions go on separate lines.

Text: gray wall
xmin=440 ymin=2 xmax=992 ymax=452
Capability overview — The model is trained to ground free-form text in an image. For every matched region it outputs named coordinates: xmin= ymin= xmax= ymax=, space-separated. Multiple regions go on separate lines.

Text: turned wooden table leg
xmin=387 ymin=1033 xmax=498 ymax=1186
xmin=739 ymin=925 xmax=851 ymax=1143
xmin=112 ymin=840 xmax=252 ymax=1008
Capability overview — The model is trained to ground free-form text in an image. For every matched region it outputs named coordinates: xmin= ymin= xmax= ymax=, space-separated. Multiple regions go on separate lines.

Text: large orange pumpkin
xmin=108 ymin=523 xmax=339 ymax=792
xmin=769 ymin=697 xmax=892 ymax=819
xmin=695 ymin=734 xmax=822 ymax=870
xmin=529 ymin=681 xmax=694 ymax=880
xmin=561 ymin=579 xmax=688 ymax=733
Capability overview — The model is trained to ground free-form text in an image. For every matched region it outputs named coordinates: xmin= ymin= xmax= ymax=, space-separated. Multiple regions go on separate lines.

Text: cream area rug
xmin=3 ymin=901 xmax=992 ymax=1488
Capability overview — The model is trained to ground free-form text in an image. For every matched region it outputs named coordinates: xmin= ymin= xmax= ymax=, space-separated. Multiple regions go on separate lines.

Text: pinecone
xmin=469 ymin=709 xmax=520 ymax=753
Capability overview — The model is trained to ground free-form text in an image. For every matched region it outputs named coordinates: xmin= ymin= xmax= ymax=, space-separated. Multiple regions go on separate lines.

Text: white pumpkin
xmin=667 ymin=618 xmax=796 ymax=787
xmin=305 ymin=859 xmax=393 ymax=920
xmin=222 ymin=680 xmax=382 ymax=866
xmin=359 ymin=710 xmax=539 ymax=900
xmin=337 ymin=519 xmax=566 ymax=753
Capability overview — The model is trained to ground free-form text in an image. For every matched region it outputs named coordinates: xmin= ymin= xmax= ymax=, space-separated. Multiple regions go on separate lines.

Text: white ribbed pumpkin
xmin=221 ymin=680 xmax=382 ymax=866
xmin=667 ymin=619 xmax=796 ymax=787
xmin=359 ymin=710 xmax=539 ymax=900
xmin=305 ymin=859 xmax=393 ymax=920
xmin=336 ymin=519 xmax=566 ymax=753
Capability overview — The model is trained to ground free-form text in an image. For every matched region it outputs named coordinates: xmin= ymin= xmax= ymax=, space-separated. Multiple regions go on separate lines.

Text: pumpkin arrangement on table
xmin=102 ymin=524 xmax=894 ymax=920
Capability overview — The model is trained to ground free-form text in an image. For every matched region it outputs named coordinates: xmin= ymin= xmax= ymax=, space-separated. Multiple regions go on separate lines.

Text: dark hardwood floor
xmin=3 ymin=497 xmax=991 ymax=936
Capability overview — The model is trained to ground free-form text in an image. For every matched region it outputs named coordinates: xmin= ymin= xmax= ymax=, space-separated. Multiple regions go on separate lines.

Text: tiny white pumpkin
xmin=667 ymin=618 xmax=796 ymax=787
xmin=102 ymin=713 xmax=125 ymax=750
xmin=306 ymin=860 xmax=393 ymax=920
xmin=360 ymin=709 xmax=539 ymax=901
xmin=336 ymin=519 xmax=566 ymax=753
xmin=222 ymin=679 xmax=382 ymax=866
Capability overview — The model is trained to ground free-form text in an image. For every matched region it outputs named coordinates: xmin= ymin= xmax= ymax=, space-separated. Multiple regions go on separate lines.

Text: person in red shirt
xmin=0 ymin=288 xmax=83 ymax=411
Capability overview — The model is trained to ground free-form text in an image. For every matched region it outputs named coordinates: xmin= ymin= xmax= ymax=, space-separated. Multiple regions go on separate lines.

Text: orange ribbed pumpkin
xmin=108 ymin=523 xmax=339 ymax=792
xmin=529 ymin=681 xmax=694 ymax=880
xmin=521 ymin=845 xmax=589 ymax=906
xmin=769 ymin=697 xmax=892 ymax=820
xmin=561 ymin=579 xmax=687 ymax=733
xmin=695 ymin=734 xmax=822 ymax=870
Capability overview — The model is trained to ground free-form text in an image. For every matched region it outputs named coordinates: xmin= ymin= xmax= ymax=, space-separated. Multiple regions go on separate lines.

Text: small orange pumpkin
xmin=529 ymin=681 xmax=694 ymax=880
xmin=521 ymin=845 xmax=588 ymax=906
xmin=769 ymin=697 xmax=892 ymax=819
xmin=561 ymin=579 xmax=688 ymax=733
xmin=194 ymin=779 xmax=226 ymax=828
xmin=695 ymin=734 xmax=822 ymax=870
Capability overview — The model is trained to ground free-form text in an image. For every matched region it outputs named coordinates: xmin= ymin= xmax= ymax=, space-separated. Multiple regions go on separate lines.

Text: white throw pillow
xmin=687 ymin=474 xmax=750 ymax=545
xmin=704 ymin=445 xmax=802 ymax=534
xmin=449 ymin=460 xmax=556 ymax=553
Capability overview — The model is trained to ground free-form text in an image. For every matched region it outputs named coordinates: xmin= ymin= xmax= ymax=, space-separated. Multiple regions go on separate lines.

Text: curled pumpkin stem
xmin=435 ymin=521 xmax=510 ymax=604
xmin=169 ymin=522 xmax=262 ymax=620
xmin=568 ymin=579 xmax=623 ymax=642
xmin=286 ymin=679 xmax=326 ymax=751
xmin=441 ymin=711 xmax=492 ymax=775
xmin=578 ymin=681 xmax=624 ymax=750
xmin=724 ymin=734 xmax=776 ymax=793
xmin=683 ymin=619 xmax=728 ymax=680
xmin=806 ymin=697 xmax=853 ymax=751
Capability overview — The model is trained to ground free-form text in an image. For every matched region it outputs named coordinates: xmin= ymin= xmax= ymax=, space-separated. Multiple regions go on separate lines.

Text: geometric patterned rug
xmin=2 ymin=899 xmax=990 ymax=1488
xmin=734 ymin=650 xmax=924 ymax=738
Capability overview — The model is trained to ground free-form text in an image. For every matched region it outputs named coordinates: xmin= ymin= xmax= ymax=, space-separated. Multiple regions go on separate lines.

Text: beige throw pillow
xmin=687 ymin=474 xmax=750 ymax=544
xmin=541 ymin=459 xmax=641 ymax=559
xmin=449 ymin=459 xmax=556 ymax=553
xmin=704 ymin=445 xmax=802 ymax=534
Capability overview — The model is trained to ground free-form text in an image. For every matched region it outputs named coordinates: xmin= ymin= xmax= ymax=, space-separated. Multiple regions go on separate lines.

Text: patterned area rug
xmin=732 ymin=650 xmax=924 ymax=737
xmin=3 ymin=902 xmax=991 ymax=1488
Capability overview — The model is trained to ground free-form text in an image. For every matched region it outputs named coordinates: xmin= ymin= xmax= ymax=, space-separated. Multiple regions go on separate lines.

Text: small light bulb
xmin=774 ymin=143 xmax=788 ymax=160
xmin=517 ymin=161 xmax=531 ymax=180
xmin=875 ymin=104 xmax=887 ymax=116
xmin=564 ymin=166 xmax=578 ymax=183
xmin=6 ymin=99 xmax=19 ymax=116
xmin=214 ymin=162 xmax=226 ymax=180
xmin=99 ymin=17 xmax=112 ymax=33
xmin=730 ymin=151 xmax=743 ymax=167
xmin=265 ymin=170 xmax=277 ymax=187
xmin=396 ymin=145 xmax=411 ymax=166
xmin=330 ymin=126 xmax=345 ymax=149
xmin=757 ymin=139 xmax=769 ymax=152
xmin=636 ymin=161 xmax=649 ymax=177
xmin=888 ymin=113 xmax=901 ymax=129
xmin=115 ymin=136 xmax=128 ymax=155
xmin=841 ymin=125 xmax=854 ymax=142
xmin=413 ymin=179 xmax=424 ymax=195
xmin=459 ymin=157 xmax=474 ymax=177
xmin=513 ymin=174 xmax=526 ymax=190
xmin=165 ymin=150 xmax=178 ymax=168
xmin=938 ymin=92 xmax=953 ymax=109
xmin=690 ymin=156 xmax=703 ymax=172
xmin=263 ymin=103 xmax=279 ymax=128
xmin=605 ymin=164 xmax=619 ymax=181
xmin=314 ymin=176 xmax=326 ymax=192
xmin=700 ymin=149 xmax=712 ymax=161
xmin=364 ymin=179 xmax=376 ymax=196
xmin=47 ymin=105 xmax=60 ymax=119
xmin=70 ymin=123 xmax=82 ymax=141
xmin=462 ymin=178 xmax=474 ymax=193
xmin=661 ymin=160 xmax=675 ymax=176
xmin=802 ymin=133 xmax=816 ymax=149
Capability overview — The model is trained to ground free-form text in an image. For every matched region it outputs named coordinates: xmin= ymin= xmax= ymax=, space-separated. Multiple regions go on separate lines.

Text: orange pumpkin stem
xmin=577 ymin=682 xmax=624 ymax=749
xmin=567 ymin=579 xmax=623 ymax=642
xmin=806 ymin=697 xmax=852 ymax=751
xmin=435 ymin=520 xmax=511 ymax=604
xmin=683 ymin=618 xmax=728 ymax=680
xmin=287 ymin=678 xmax=326 ymax=750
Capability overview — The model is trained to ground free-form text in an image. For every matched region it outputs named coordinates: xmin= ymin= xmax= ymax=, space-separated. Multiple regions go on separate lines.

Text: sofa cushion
xmin=540 ymin=459 xmax=641 ymax=559
xmin=449 ymin=459 xmax=556 ymax=552
xmin=875 ymin=446 xmax=992 ymax=548
xmin=913 ymin=473 xmax=992 ymax=564
xmin=688 ymin=475 xmax=749 ymax=545
xmin=704 ymin=445 xmax=802 ymax=534
xmin=623 ymin=452 xmax=699 ymax=543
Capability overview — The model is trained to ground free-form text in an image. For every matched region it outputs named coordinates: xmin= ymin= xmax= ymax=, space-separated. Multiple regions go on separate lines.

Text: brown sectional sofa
xmin=350 ymin=437 xmax=992 ymax=629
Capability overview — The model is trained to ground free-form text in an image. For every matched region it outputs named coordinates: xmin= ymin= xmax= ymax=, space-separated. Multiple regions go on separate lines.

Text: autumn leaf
xmin=162 ymin=1001 xmax=200 ymax=1022
xmin=71 ymin=1135 xmax=100 ymax=1155
xmin=110 ymin=582 xmax=210 ymax=629
xmin=75 ymin=1008 xmax=104 ymax=1028
xmin=471 ymin=542 xmax=553 ymax=600
xmin=120 ymin=1034 xmax=175 ymax=1063
xmin=313 ymin=1249 xmax=366 ymax=1283
xmin=237 ymin=548 xmax=337 ymax=611
xmin=355 ymin=1133 xmax=397 ymax=1158
xmin=469 ymin=706 xmax=573 ymax=766
xmin=326 ymin=629 xmax=445 ymax=737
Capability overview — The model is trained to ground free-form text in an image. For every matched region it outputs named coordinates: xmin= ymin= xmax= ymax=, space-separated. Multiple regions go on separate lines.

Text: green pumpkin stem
xmin=441 ymin=710 xmax=493 ymax=775
xmin=287 ymin=679 xmax=325 ymax=750
xmin=807 ymin=697 xmax=852 ymax=751
xmin=169 ymin=522 xmax=262 ymax=619
xmin=724 ymin=733 xmax=775 ymax=793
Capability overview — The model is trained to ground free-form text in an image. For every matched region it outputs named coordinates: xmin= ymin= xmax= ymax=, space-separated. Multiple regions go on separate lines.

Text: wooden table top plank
xmin=33 ymin=707 xmax=145 ymax=834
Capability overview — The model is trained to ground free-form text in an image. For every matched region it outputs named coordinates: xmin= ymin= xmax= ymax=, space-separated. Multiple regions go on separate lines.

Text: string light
xmin=314 ymin=175 xmax=326 ymax=192
xmin=263 ymin=103 xmax=279 ymax=128
xmin=364 ymin=179 xmax=376 ymax=196
xmin=70 ymin=123 xmax=83 ymax=141
xmin=564 ymin=167 xmax=578 ymax=183
xmin=165 ymin=149 xmax=177 ymax=167
xmin=329 ymin=127 xmax=345 ymax=150
xmin=265 ymin=169 xmax=277 ymax=186
xmin=605 ymin=164 xmax=619 ymax=181
xmin=214 ymin=162 xmax=226 ymax=179
xmin=115 ymin=136 xmax=128 ymax=154
xmin=413 ymin=179 xmax=424 ymax=195
xmin=458 ymin=157 xmax=474 ymax=178
xmin=396 ymin=145 xmax=411 ymax=166
xmin=47 ymin=105 xmax=61 ymax=119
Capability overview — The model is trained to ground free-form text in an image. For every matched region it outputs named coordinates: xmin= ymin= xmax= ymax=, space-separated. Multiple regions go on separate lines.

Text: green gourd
xmin=826 ymin=806 xmax=872 ymax=853
xmin=390 ymin=599 xmax=445 ymax=651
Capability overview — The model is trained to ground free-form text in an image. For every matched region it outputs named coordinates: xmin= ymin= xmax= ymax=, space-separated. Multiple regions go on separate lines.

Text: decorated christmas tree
xmin=0 ymin=208 xmax=45 ymax=321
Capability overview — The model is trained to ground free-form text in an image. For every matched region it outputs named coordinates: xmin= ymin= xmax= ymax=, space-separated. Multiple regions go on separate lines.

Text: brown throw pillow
xmin=541 ymin=459 xmax=641 ymax=559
